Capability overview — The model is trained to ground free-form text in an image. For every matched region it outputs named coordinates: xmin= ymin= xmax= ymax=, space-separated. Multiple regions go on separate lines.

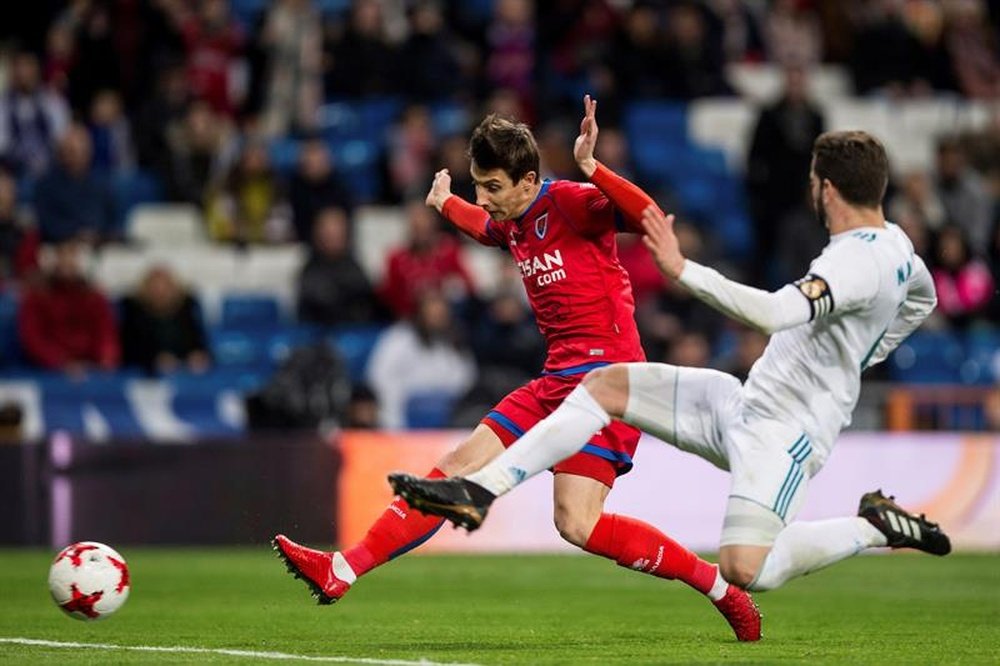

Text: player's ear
xmin=520 ymin=171 xmax=538 ymax=189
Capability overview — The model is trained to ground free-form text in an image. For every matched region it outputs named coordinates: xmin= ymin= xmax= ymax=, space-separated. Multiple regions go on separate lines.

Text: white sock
xmin=468 ymin=384 xmax=611 ymax=496
xmin=331 ymin=552 xmax=357 ymax=584
xmin=707 ymin=566 xmax=729 ymax=601
xmin=748 ymin=517 xmax=887 ymax=591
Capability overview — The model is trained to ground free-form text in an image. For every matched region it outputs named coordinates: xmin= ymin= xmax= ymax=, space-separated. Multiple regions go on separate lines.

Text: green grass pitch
xmin=0 ymin=548 xmax=997 ymax=664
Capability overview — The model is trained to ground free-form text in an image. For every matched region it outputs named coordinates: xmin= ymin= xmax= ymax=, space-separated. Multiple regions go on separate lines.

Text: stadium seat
xmin=328 ymin=325 xmax=385 ymax=383
xmin=209 ymin=329 xmax=272 ymax=370
xmin=221 ymin=294 xmax=282 ymax=330
xmin=961 ymin=330 xmax=1000 ymax=385
xmin=889 ymin=331 xmax=965 ymax=384
xmin=405 ymin=391 xmax=459 ymax=429
xmin=127 ymin=203 xmax=205 ymax=247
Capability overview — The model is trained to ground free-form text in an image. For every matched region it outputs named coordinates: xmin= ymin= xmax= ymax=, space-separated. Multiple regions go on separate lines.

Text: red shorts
xmin=481 ymin=369 xmax=640 ymax=488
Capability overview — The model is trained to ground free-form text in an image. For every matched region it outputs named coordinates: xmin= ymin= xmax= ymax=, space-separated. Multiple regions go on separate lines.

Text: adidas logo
xmin=510 ymin=467 xmax=527 ymax=483
xmin=886 ymin=510 xmax=923 ymax=540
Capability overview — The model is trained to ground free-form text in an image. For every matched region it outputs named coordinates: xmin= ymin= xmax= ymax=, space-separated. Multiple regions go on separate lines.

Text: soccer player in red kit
xmin=274 ymin=96 xmax=761 ymax=641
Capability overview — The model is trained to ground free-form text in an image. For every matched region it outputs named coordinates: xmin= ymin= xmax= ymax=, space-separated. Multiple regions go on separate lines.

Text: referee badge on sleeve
xmin=794 ymin=274 xmax=834 ymax=320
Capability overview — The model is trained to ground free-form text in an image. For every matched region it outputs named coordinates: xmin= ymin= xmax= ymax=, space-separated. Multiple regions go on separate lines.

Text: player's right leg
xmin=274 ymin=425 xmax=504 ymax=604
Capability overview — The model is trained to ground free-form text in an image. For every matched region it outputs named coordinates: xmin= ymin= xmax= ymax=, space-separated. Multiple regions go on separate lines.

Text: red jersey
xmin=447 ymin=180 xmax=645 ymax=372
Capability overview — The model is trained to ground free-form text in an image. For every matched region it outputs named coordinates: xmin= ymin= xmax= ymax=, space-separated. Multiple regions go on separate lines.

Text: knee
xmin=581 ymin=365 xmax=628 ymax=418
xmin=720 ymin=559 xmax=761 ymax=589
xmin=553 ymin=503 xmax=599 ymax=548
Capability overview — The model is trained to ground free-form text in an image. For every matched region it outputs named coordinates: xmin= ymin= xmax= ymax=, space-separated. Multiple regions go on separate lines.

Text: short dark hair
xmin=468 ymin=114 xmax=540 ymax=184
xmin=812 ymin=131 xmax=889 ymax=208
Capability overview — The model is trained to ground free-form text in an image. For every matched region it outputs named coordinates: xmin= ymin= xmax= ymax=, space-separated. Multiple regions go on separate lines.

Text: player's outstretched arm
xmin=863 ymin=254 xmax=937 ymax=369
xmin=426 ymin=168 xmax=495 ymax=245
xmin=641 ymin=206 xmax=811 ymax=334
xmin=573 ymin=94 xmax=660 ymax=229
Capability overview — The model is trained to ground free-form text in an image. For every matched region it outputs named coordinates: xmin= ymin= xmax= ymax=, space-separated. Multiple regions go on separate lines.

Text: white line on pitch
xmin=0 ymin=637 xmax=484 ymax=666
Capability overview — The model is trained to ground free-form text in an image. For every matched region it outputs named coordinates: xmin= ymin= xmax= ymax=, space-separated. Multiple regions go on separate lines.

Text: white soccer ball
xmin=48 ymin=541 xmax=130 ymax=621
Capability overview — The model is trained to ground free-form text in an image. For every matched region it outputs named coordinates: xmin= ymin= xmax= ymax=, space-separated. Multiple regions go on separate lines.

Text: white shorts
xmin=622 ymin=363 xmax=816 ymax=547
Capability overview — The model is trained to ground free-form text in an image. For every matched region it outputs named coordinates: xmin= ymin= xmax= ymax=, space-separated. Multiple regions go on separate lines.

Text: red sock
xmin=584 ymin=513 xmax=719 ymax=595
xmin=340 ymin=467 xmax=446 ymax=577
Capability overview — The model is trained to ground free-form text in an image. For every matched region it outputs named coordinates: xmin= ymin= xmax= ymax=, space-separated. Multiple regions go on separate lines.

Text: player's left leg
xmin=718 ymin=426 xmax=891 ymax=591
xmin=553 ymin=471 xmax=760 ymax=642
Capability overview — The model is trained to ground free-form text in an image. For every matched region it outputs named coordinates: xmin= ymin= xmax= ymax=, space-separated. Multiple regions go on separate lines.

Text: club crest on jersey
xmin=534 ymin=212 xmax=549 ymax=239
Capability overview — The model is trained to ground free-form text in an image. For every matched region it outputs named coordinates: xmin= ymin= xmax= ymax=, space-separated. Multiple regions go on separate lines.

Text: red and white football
xmin=48 ymin=541 xmax=130 ymax=621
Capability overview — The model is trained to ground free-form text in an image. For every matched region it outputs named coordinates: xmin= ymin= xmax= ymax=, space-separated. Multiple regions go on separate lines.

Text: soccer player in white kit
xmin=391 ymin=130 xmax=951 ymax=596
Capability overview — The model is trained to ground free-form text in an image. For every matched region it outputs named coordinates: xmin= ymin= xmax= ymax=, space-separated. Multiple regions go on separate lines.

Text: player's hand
xmin=641 ymin=206 xmax=686 ymax=280
xmin=574 ymin=94 xmax=599 ymax=177
xmin=425 ymin=169 xmax=453 ymax=212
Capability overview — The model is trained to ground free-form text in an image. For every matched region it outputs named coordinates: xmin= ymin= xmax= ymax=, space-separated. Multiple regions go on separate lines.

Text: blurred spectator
xmin=903 ymin=0 xmax=957 ymax=94
xmin=610 ymin=4 xmax=669 ymax=100
xmin=536 ymin=121 xmax=577 ymax=180
xmin=366 ymin=289 xmax=477 ymax=428
xmin=472 ymin=289 xmax=545 ymax=378
xmin=617 ymin=232 xmax=666 ymax=310
xmin=663 ymin=2 xmax=731 ymax=99
xmin=66 ymin=0 xmax=121 ymax=114
xmin=0 ymin=172 xmax=40 ymax=288
xmin=943 ymin=0 xmax=1000 ymax=100
xmin=666 ymin=330 xmax=712 ymax=368
xmin=893 ymin=204 xmax=933 ymax=259
xmin=205 ymin=140 xmax=291 ymax=244
xmin=160 ymin=100 xmax=233 ymax=206
xmin=719 ymin=328 xmax=768 ymax=383
xmin=764 ymin=0 xmax=822 ymax=66
xmin=297 ymin=207 xmax=378 ymax=327
xmin=636 ymin=221 xmax=725 ymax=360
xmin=888 ymin=170 xmax=947 ymax=234
xmin=379 ymin=199 xmax=477 ymax=318
xmin=387 ymin=105 xmax=436 ymax=202
xmin=850 ymin=0 xmax=928 ymax=96
xmin=0 ymin=50 xmax=71 ymax=177
xmin=434 ymin=134 xmax=475 ymax=204
xmin=324 ymin=0 xmax=398 ymax=97
xmin=289 ymin=138 xmax=353 ymax=243
xmin=18 ymin=241 xmax=119 ymax=375
xmin=172 ymin=0 xmax=247 ymax=117
xmin=120 ymin=265 xmax=211 ymax=375
xmin=746 ymin=65 xmax=824 ymax=285
xmin=399 ymin=0 xmax=466 ymax=101
xmin=134 ymin=62 xmax=191 ymax=171
xmin=259 ymin=0 xmax=323 ymax=138
xmin=34 ymin=123 xmax=117 ymax=245
xmin=929 ymin=224 xmax=995 ymax=328
xmin=344 ymin=384 xmax=380 ymax=429
xmin=706 ymin=0 xmax=766 ymax=64
xmin=486 ymin=0 xmax=536 ymax=120
xmin=773 ymin=201 xmax=829 ymax=287
xmin=935 ymin=138 xmax=993 ymax=249
xmin=87 ymin=89 xmax=134 ymax=174
xmin=44 ymin=20 xmax=75 ymax=95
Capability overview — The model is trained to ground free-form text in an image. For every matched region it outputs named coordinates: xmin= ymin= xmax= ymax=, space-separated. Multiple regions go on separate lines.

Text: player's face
xmin=809 ymin=169 xmax=828 ymax=229
xmin=471 ymin=164 xmax=537 ymax=221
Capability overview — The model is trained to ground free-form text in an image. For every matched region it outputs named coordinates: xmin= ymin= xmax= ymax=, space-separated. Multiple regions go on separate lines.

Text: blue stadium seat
xmin=961 ymin=330 xmax=1000 ymax=385
xmin=328 ymin=324 xmax=385 ymax=383
xmin=221 ymin=295 xmax=282 ymax=330
xmin=114 ymin=169 xmax=163 ymax=233
xmin=889 ymin=331 xmax=965 ymax=384
xmin=405 ymin=391 xmax=458 ymax=429
xmin=269 ymin=138 xmax=302 ymax=174
xmin=209 ymin=329 xmax=272 ymax=369
xmin=264 ymin=326 xmax=321 ymax=364
xmin=624 ymin=102 xmax=688 ymax=143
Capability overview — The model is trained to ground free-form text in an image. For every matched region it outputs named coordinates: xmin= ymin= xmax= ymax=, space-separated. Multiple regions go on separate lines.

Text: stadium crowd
xmin=0 ymin=0 xmax=998 ymax=433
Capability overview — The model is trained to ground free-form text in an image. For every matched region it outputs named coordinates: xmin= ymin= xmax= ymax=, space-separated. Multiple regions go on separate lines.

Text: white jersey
xmin=741 ymin=222 xmax=933 ymax=465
